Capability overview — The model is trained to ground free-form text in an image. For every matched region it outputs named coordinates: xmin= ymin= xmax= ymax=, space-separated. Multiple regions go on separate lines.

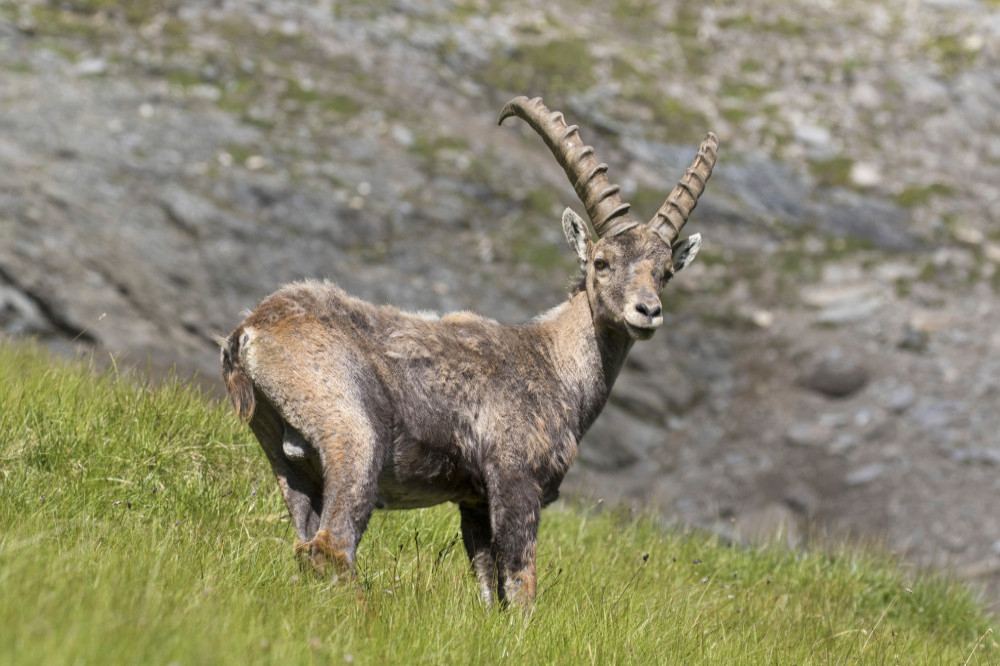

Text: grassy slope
xmin=0 ymin=342 xmax=995 ymax=665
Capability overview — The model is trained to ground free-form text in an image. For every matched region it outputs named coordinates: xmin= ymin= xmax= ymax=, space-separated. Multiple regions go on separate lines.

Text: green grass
xmin=0 ymin=342 xmax=996 ymax=664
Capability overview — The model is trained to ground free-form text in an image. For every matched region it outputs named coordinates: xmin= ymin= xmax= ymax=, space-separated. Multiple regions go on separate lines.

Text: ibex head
xmin=500 ymin=96 xmax=717 ymax=340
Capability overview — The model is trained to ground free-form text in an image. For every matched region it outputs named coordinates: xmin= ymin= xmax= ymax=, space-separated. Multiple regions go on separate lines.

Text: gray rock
xmin=611 ymin=363 xmax=699 ymax=420
xmin=796 ymin=350 xmax=870 ymax=398
xmin=898 ymin=324 xmax=929 ymax=352
xmin=947 ymin=448 xmax=1000 ymax=466
xmin=807 ymin=190 xmax=918 ymax=251
xmin=794 ymin=124 xmax=832 ymax=150
xmin=784 ymin=422 xmax=832 ymax=448
xmin=845 ymin=462 xmax=887 ymax=486
xmin=0 ymin=284 xmax=49 ymax=336
xmin=886 ymin=384 xmax=916 ymax=413
xmin=828 ymin=433 xmax=858 ymax=455
xmin=73 ymin=58 xmax=108 ymax=76
xmin=579 ymin=405 xmax=668 ymax=471
xmin=911 ymin=400 xmax=962 ymax=430
xmin=816 ymin=298 xmax=881 ymax=325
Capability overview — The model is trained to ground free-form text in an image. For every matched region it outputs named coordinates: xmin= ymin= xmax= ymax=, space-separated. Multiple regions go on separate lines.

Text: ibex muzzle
xmin=221 ymin=96 xmax=717 ymax=608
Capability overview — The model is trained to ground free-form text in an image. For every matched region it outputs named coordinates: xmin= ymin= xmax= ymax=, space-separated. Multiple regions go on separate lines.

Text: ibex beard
xmin=221 ymin=96 xmax=717 ymax=608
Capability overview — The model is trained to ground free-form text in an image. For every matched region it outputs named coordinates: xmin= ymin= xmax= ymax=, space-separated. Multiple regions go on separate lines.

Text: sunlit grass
xmin=0 ymin=341 xmax=996 ymax=664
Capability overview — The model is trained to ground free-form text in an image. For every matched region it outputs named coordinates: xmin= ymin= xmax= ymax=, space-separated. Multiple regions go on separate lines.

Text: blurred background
xmin=1 ymin=0 xmax=998 ymax=608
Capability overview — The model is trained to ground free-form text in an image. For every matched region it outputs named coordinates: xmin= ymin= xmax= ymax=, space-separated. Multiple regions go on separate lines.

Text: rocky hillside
xmin=2 ymin=0 xmax=999 ymax=607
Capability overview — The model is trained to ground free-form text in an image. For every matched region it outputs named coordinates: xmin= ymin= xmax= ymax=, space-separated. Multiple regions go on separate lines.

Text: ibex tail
xmin=218 ymin=328 xmax=255 ymax=422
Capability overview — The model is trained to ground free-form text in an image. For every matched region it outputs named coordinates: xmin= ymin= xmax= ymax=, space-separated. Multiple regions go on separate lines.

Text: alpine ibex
xmin=220 ymin=96 xmax=717 ymax=607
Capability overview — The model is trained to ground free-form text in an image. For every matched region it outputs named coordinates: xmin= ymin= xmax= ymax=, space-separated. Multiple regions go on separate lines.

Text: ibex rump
xmin=221 ymin=96 xmax=717 ymax=606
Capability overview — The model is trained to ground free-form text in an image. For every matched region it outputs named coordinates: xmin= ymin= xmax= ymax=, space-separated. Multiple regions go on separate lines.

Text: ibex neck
xmin=532 ymin=291 xmax=634 ymax=439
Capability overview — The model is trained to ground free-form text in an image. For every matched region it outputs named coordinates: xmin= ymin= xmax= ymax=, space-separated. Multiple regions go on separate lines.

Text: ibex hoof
xmin=296 ymin=529 xmax=352 ymax=579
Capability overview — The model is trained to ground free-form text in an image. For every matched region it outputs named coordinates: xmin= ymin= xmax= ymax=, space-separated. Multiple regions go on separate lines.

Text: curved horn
xmin=648 ymin=133 xmax=718 ymax=246
xmin=499 ymin=96 xmax=636 ymax=237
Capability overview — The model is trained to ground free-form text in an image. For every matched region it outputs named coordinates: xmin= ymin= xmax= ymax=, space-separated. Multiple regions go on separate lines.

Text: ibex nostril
xmin=635 ymin=302 xmax=661 ymax=318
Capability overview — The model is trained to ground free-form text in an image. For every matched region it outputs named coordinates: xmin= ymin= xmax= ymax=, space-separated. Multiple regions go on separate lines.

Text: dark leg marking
xmin=460 ymin=504 xmax=497 ymax=604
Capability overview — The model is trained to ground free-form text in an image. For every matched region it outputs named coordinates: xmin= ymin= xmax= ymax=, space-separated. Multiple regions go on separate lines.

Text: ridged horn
xmin=499 ymin=96 xmax=636 ymax=237
xmin=648 ymin=133 xmax=718 ymax=246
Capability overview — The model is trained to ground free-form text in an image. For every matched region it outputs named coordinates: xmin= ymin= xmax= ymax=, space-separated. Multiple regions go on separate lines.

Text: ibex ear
xmin=672 ymin=233 xmax=702 ymax=272
xmin=562 ymin=208 xmax=591 ymax=271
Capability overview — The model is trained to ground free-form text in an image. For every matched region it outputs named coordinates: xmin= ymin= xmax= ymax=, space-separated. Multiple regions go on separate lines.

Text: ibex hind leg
xmin=302 ymin=418 xmax=384 ymax=580
xmin=247 ymin=398 xmax=323 ymax=547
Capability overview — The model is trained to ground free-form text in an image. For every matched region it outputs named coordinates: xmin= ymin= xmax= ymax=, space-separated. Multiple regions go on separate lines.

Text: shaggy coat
xmin=221 ymin=96 xmax=717 ymax=606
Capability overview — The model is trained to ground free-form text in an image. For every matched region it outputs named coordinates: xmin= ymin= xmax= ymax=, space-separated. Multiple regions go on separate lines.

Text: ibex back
xmin=221 ymin=96 xmax=717 ymax=607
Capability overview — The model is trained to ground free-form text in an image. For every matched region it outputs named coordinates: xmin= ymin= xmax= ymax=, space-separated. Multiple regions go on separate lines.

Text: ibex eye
xmin=594 ymin=258 xmax=609 ymax=271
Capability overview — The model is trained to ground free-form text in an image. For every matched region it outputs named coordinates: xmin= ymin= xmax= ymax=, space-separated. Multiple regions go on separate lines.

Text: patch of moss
xmin=4 ymin=60 xmax=36 ymax=74
xmin=622 ymin=89 xmax=709 ymax=143
xmin=918 ymin=260 xmax=936 ymax=282
xmin=480 ymin=36 xmax=597 ymax=96
xmin=506 ymin=226 xmax=574 ymax=274
xmin=35 ymin=37 xmax=82 ymax=61
xmin=808 ymin=156 xmax=854 ymax=189
xmin=331 ymin=0 xmax=395 ymax=20
xmin=221 ymin=143 xmax=255 ymax=166
xmin=281 ymin=78 xmax=323 ymax=105
xmin=323 ymin=92 xmax=363 ymax=116
xmin=45 ymin=0 xmax=168 ymax=26
xmin=281 ymin=79 xmax=362 ymax=116
xmin=611 ymin=0 xmax=658 ymax=26
xmin=721 ymin=105 xmax=750 ymax=124
xmin=610 ymin=54 xmax=642 ymax=82
xmin=212 ymin=18 xmax=307 ymax=66
xmin=30 ymin=5 xmax=105 ymax=41
xmin=720 ymin=78 xmax=770 ymax=102
xmin=216 ymin=74 xmax=265 ymax=116
xmin=451 ymin=2 xmax=491 ymax=21
xmin=667 ymin=7 xmax=712 ymax=74
xmin=665 ymin=6 xmax=700 ymax=40
xmin=718 ymin=14 xmax=805 ymax=36
xmin=159 ymin=16 xmax=189 ymax=50
xmin=630 ymin=186 xmax=667 ymax=221
xmin=773 ymin=17 xmax=806 ymax=37
xmin=841 ymin=57 xmax=867 ymax=77
xmin=409 ymin=135 xmax=470 ymax=160
xmin=521 ymin=188 xmax=559 ymax=218
xmin=718 ymin=14 xmax=755 ymax=30
xmin=163 ymin=66 xmax=203 ymax=88
xmin=926 ymin=33 xmax=980 ymax=75
xmin=894 ymin=183 xmax=955 ymax=208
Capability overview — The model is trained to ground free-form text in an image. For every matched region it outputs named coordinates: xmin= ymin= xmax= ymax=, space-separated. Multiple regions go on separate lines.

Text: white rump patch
xmin=282 ymin=425 xmax=316 ymax=462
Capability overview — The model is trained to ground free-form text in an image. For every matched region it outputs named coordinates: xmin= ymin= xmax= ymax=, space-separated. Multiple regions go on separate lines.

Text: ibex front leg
xmin=488 ymin=477 xmax=541 ymax=608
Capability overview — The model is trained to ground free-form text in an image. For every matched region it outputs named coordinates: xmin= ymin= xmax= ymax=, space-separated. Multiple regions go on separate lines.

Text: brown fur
xmin=219 ymin=105 xmax=715 ymax=608
xmin=220 ymin=227 xmax=699 ymax=607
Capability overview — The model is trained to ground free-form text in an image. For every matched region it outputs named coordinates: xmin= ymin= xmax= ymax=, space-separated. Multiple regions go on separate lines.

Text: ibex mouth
xmin=624 ymin=319 xmax=661 ymax=341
